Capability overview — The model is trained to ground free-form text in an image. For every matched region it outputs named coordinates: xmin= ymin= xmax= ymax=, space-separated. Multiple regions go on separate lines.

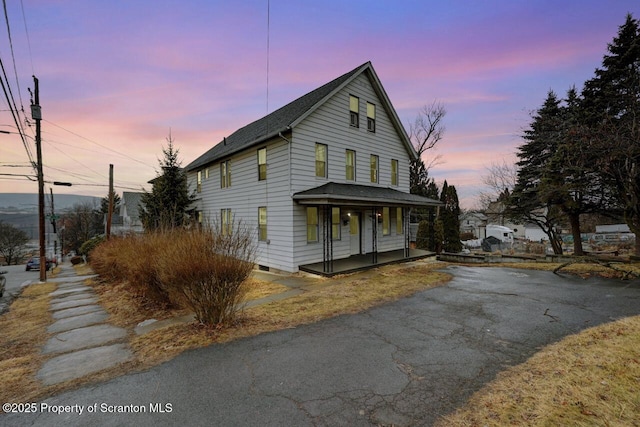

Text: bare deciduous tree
xmin=408 ymin=101 xmax=446 ymax=172
xmin=478 ymin=160 xmax=518 ymax=209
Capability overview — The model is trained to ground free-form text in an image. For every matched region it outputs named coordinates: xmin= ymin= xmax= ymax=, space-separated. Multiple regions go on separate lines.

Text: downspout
xmin=278 ymin=130 xmax=293 ymax=196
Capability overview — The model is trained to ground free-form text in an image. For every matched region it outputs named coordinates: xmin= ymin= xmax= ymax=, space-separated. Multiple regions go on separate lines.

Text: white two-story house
xmin=185 ymin=61 xmax=440 ymax=274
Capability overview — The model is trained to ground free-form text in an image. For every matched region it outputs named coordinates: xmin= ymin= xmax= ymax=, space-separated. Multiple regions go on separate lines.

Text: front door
xmin=349 ymin=214 xmax=360 ymax=255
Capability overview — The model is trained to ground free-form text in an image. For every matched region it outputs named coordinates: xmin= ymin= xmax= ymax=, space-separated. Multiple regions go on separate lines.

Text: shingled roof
xmin=185 ymin=61 xmax=415 ymax=172
xmin=293 ymin=182 xmax=441 ymax=207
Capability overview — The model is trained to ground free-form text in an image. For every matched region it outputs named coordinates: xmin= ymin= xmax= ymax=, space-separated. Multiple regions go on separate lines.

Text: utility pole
xmin=106 ymin=164 xmax=114 ymax=239
xmin=32 ymin=76 xmax=46 ymax=282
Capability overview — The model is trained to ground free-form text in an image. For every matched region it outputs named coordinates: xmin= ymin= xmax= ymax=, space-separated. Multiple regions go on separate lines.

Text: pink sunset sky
xmin=1 ymin=0 xmax=638 ymax=208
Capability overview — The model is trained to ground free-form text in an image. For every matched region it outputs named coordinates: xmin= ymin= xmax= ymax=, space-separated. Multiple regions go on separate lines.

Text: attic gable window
xmin=367 ymin=102 xmax=376 ymax=132
xmin=349 ymin=95 xmax=359 ymax=128
xmin=220 ymin=160 xmax=231 ymax=188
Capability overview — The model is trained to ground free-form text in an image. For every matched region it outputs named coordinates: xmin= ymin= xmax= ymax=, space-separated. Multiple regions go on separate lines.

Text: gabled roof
xmin=293 ymin=182 xmax=441 ymax=207
xmin=121 ymin=191 xmax=143 ymax=221
xmin=185 ymin=61 xmax=416 ymax=172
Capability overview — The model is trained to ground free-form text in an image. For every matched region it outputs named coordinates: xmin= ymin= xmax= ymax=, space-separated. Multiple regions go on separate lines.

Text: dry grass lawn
xmin=438 ymin=315 xmax=640 ymax=426
xmin=0 ymin=282 xmax=55 ymax=407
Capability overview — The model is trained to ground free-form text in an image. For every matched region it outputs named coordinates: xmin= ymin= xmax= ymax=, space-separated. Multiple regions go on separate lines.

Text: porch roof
xmin=292 ymin=182 xmax=442 ymax=207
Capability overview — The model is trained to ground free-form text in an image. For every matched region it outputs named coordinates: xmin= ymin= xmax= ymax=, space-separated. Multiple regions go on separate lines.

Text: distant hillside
xmin=0 ymin=193 xmax=101 ymax=214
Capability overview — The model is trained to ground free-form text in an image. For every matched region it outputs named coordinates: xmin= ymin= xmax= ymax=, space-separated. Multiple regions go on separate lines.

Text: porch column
xmin=371 ymin=207 xmax=378 ymax=264
xmin=322 ymin=205 xmax=333 ymax=273
xmin=404 ymin=207 xmax=410 ymax=258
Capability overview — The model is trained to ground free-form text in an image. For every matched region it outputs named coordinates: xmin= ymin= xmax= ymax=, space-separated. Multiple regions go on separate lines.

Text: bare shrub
xmin=158 ymin=223 xmax=256 ymax=326
xmin=90 ymin=234 xmax=172 ymax=306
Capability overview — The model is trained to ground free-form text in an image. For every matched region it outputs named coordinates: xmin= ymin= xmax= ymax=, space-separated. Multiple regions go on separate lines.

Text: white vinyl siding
xmin=190 ymin=71 xmax=414 ymax=271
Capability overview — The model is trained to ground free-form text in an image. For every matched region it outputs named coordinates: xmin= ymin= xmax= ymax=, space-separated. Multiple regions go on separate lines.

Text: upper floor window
xmin=197 ymin=170 xmax=202 ymax=193
xmin=391 ymin=159 xmax=399 ymax=186
xmin=258 ymin=207 xmax=267 ymax=241
xmin=258 ymin=147 xmax=267 ymax=181
xmin=349 ymin=95 xmax=359 ymax=128
xmin=370 ymin=155 xmax=379 ymax=183
xmin=205 ymin=168 xmax=209 ymax=179
xmin=367 ymin=102 xmax=376 ymax=132
xmin=220 ymin=160 xmax=231 ymax=188
xmin=315 ymin=143 xmax=327 ymax=178
xmin=345 ymin=149 xmax=355 ymax=181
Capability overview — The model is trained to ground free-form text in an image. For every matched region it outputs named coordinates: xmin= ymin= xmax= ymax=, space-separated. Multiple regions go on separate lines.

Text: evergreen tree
xmin=582 ymin=13 xmax=640 ymax=255
xmin=139 ymin=134 xmax=195 ymax=231
xmin=439 ymin=181 xmax=462 ymax=253
xmin=508 ymin=91 xmax=566 ymax=254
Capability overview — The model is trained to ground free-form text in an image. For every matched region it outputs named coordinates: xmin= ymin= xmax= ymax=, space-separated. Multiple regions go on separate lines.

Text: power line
xmin=2 ymin=0 xmax=26 ymax=111
xmin=43 ymin=119 xmax=156 ymax=169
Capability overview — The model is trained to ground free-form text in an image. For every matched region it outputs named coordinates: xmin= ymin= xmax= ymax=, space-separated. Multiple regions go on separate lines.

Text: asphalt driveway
xmin=3 ymin=266 xmax=640 ymax=426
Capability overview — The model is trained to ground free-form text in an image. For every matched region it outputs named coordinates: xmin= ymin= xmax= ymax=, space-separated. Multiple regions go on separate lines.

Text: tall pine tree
xmin=139 ymin=134 xmax=195 ymax=231
xmin=582 ymin=13 xmax=640 ymax=255
xmin=439 ymin=181 xmax=462 ymax=253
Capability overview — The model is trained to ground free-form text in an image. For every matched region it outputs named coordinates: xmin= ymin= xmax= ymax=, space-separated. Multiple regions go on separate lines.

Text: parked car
xmin=25 ymin=257 xmax=52 ymax=271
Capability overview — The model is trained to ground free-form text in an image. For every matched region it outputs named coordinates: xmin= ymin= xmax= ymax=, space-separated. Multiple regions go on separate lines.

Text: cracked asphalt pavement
xmin=4 ymin=266 xmax=640 ymax=426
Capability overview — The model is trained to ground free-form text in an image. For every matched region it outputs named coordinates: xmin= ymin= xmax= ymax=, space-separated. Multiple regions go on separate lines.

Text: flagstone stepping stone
xmin=47 ymin=311 xmax=110 ymax=334
xmin=49 ymin=286 xmax=92 ymax=297
xmin=50 ymin=297 xmax=98 ymax=311
xmin=37 ymin=343 xmax=133 ymax=386
xmin=52 ymin=304 xmax=105 ymax=320
xmin=43 ymin=324 xmax=127 ymax=354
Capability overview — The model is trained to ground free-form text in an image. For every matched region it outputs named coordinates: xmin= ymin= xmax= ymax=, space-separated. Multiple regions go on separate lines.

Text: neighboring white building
xmin=112 ymin=192 xmax=144 ymax=235
xmin=185 ymin=62 xmax=440 ymax=274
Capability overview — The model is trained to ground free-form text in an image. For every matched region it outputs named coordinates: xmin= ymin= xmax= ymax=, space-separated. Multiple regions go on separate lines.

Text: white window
xmin=370 ymin=155 xmax=379 ymax=183
xmin=307 ymin=207 xmax=318 ymax=242
xmin=315 ymin=143 xmax=327 ymax=178
xmin=391 ymin=159 xmax=399 ymax=186
xmin=220 ymin=160 xmax=231 ymax=188
xmin=258 ymin=207 xmax=267 ymax=241
xmin=367 ymin=102 xmax=376 ymax=132
xmin=258 ymin=148 xmax=267 ymax=181
xmin=345 ymin=149 xmax=355 ymax=181
xmin=349 ymin=95 xmax=359 ymax=128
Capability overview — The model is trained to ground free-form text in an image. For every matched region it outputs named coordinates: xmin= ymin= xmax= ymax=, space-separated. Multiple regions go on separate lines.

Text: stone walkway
xmin=36 ymin=266 xmax=134 ymax=386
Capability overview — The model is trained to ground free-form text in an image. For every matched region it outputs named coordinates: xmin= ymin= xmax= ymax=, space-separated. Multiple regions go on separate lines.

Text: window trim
xmin=257 ymin=147 xmax=267 ymax=181
xmin=367 ymin=102 xmax=376 ymax=133
xmin=258 ymin=207 xmax=267 ymax=241
xmin=220 ymin=160 xmax=231 ymax=188
xmin=396 ymin=207 xmax=403 ymax=234
xmin=345 ymin=149 xmax=356 ymax=181
xmin=349 ymin=95 xmax=359 ymax=128
xmin=391 ymin=159 xmax=399 ymax=186
xmin=315 ymin=143 xmax=328 ymax=178
xmin=197 ymin=170 xmax=202 ymax=193
xmin=307 ymin=207 xmax=319 ymax=243
xmin=370 ymin=154 xmax=379 ymax=183
xmin=382 ymin=207 xmax=390 ymax=236
xmin=332 ymin=207 xmax=341 ymax=240
xmin=221 ymin=208 xmax=232 ymax=236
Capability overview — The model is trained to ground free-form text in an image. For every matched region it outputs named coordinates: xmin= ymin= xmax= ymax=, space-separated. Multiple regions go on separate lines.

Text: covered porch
xmin=298 ymin=248 xmax=435 ymax=276
xmin=293 ymin=182 xmax=441 ymax=276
